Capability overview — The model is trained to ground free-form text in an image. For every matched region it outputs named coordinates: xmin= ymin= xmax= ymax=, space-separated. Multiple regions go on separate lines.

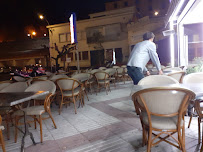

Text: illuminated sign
xmin=69 ymin=13 xmax=77 ymax=44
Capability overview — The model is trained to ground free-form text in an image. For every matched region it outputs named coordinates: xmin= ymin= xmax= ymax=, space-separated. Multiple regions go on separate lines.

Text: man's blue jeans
xmin=127 ymin=66 xmax=144 ymax=85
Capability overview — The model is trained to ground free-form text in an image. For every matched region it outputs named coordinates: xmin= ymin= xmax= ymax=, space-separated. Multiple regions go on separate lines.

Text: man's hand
xmin=146 ymin=71 xmax=150 ymax=76
xmin=159 ymin=70 xmax=163 ymax=75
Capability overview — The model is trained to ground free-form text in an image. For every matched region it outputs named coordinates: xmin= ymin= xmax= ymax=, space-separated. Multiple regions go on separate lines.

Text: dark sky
xmin=0 ymin=0 xmax=112 ymax=41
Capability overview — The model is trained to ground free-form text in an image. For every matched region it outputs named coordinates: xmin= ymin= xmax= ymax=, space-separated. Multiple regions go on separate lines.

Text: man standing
xmin=127 ymin=32 xmax=163 ymax=85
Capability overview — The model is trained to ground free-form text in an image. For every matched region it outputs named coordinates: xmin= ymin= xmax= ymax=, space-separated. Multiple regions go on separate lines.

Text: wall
xmin=48 ymin=6 xmax=136 ymax=69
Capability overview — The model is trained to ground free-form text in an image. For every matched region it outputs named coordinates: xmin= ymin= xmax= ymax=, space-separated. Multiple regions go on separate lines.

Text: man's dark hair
xmin=143 ymin=32 xmax=155 ymax=40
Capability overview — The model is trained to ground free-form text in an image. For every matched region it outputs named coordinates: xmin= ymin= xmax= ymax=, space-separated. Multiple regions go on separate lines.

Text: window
xmin=59 ymin=33 xmax=67 ymax=43
xmin=59 ymin=33 xmax=71 ymax=43
xmin=124 ymin=2 xmax=128 ymax=6
xmin=114 ymin=3 xmax=117 ymax=8
xmin=82 ymin=51 xmax=88 ymax=60
xmin=67 ymin=52 xmax=73 ymax=61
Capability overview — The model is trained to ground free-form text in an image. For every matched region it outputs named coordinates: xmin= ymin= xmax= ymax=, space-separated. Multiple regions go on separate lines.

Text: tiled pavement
xmin=0 ymin=81 xmax=202 ymax=152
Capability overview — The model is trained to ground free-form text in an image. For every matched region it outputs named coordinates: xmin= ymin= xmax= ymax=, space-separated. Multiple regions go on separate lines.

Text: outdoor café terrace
xmin=0 ymin=66 xmax=202 ymax=152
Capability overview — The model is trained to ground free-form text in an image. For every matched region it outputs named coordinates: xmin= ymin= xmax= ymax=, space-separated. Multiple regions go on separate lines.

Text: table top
xmin=131 ymin=83 xmax=203 ymax=100
xmin=0 ymin=91 xmax=49 ymax=107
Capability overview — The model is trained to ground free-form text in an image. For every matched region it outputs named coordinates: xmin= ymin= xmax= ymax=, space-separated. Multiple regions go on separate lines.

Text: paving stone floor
xmin=0 ymin=81 xmax=202 ymax=152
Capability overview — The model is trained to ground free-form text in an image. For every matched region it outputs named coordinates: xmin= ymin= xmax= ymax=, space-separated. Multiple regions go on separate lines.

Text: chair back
xmin=94 ymin=72 xmax=109 ymax=80
xmin=112 ymin=66 xmax=120 ymax=69
xmin=121 ymin=65 xmax=127 ymax=68
xmin=132 ymin=87 xmax=195 ymax=116
xmin=116 ymin=67 xmax=124 ymax=74
xmin=13 ymin=76 xmax=27 ymax=82
xmin=0 ymin=81 xmax=12 ymax=91
xmin=167 ymin=71 xmax=185 ymax=83
xmin=44 ymin=93 xmax=53 ymax=112
xmin=182 ymin=72 xmax=203 ymax=84
xmin=58 ymin=70 xmax=66 ymax=73
xmin=163 ymin=67 xmax=182 ymax=72
xmin=45 ymin=71 xmax=54 ymax=77
xmin=56 ymin=78 xmax=80 ymax=91
xmin=99 ymin=67 xmax=107 ymax=70
xmin=0 ymin=82 xmax=28 ymax=92
xmin=71 ymin=73 xmax=90 ymax=82
xmin=138 ymin=75 xmax=179 ymax=85
xmin=90 ymin=69 xmax=101 ymax=74
xmin=25 ymin=80 xmax=56 ymax=100
xmin=48 ymin=74 xmax=68 ymax=82
xmin=34 ymin=75 xmax=48 ymax=80
xmin=105 ymin=68 xmax=116 ymax=76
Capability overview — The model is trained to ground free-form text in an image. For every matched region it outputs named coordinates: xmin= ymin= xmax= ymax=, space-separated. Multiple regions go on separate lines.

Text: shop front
xmin=165 ymin=0 xmax=203 ymax=67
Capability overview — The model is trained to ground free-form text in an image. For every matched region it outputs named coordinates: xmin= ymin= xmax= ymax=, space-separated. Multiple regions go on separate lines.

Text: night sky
xmin=0 ymin=0 xmax=112 ymax=42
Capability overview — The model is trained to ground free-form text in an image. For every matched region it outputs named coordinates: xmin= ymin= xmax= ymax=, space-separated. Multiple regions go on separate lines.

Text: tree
xmin=51 ymin=43 xmax=76 ymax=71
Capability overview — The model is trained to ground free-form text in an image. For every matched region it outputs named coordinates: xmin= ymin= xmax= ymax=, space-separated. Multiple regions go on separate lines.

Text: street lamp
xmin=38 ymin=14 xmax=52 ymax=71
xmin=39 ymin=14 xmax=50 ymax=25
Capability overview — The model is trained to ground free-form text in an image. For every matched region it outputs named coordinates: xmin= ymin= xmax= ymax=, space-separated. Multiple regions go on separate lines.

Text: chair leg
xmin=84 ymin=89 xmax=89 ymax=101
xmin=178 ymin=128 xmax=186 ymax=152
xmin=47 ymin=111 xmax=57 ymax=129
xmin=105 ymin=84 xmax=108 ymax=95
xmin=147 ymin=128 xmax=152 ymax=152
xmin=59 ymin=97 xmax=64 ymax=115
xmin=5 ymin=116 xmax=10 ymax=140
xmin=108 ymin=83 xmax=111 ymax=92
xmin=0 ymin=130 xmax=6 ymax=152
xmin=34 ymin=115 xmax=37 ymax=129
xmin=188 ymin=114 xmax=193 ymax=128
xmin=73 ymin=97 xmax=77 ymax=114
xmin=199 ymin=117 xmax=201 ymax=144
xmin=39 ymin=115 xmax=43 ymax=143
xmin=14 ymin=116 xmax=19 ymax=143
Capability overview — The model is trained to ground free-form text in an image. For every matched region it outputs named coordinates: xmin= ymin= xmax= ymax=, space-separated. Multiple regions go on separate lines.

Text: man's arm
xmin=148 ymin=42 xmax=163 ymax=74
xmin=143 ymin=67 xmax=150 ymax=76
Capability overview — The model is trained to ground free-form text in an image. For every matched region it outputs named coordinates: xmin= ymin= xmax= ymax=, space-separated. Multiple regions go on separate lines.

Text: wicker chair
xmin=14 ymin=93 xmax=57 ymax=143
xmin=167 ymin=71 xmax=185 ymax=83
xmin=94 ymin=72 xmax=111 ymax=95
xmin=105 ymin=68 xmax=117 ymax=87
xmin=48 ymin=74 xmax=68 ymax=82
xmin=0 ymin=82 xmax=28 ymax=140
xmin=116 ymin=67 xmax=124 ymax=83
xmin=138 ymin=75 xmax=179 ymax=85
xmin=163 ymin=67 xmax=183 ymax=72
xmin=132 ymin=87 xmax=195 ymax=152
xmin=0 ymin=115 xmax=6 ymax=152
xmin=99 ymin=67 xmax=107 ymax=70
xmin=182 ymin=72 xmax=203 ymax=143
xmin=56 ymin=78 xmax=82 ymax=114
xmin=72 ymin=73 xmax=89 ymax=101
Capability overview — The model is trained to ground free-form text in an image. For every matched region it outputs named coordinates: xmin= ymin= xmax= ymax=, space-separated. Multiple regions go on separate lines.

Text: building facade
xmin=0 ymin=38 xmax=49 ymax=68
xmin=47 ymin=0 xmax=169 ymax=69
xmin=48 ymin=6 xmax=137 ymax=69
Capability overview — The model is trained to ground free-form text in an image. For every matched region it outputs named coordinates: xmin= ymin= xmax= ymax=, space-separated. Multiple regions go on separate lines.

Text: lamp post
xmin=39 ymin=14 xmax=52 ymax=71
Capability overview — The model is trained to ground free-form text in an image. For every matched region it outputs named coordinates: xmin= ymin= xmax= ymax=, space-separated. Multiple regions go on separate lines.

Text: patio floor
xmin=1 ymin=81 xmax=202 ymax=152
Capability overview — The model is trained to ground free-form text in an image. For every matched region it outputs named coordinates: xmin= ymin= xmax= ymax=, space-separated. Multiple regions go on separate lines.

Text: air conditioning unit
xmin=162 ymin=29 xmax=175 ymax=36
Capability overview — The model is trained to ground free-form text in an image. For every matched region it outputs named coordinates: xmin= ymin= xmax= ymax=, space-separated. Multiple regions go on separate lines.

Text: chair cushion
xmin=14 ymin=106 xmax=45 ymax=116
xmin=0 ymin=126 xmax=4 ymax=130
xmin=141 ymin=112 xmax=183 ymax=130
xmin=98 ymin=80 xmax=110 ymax=84
xmin=63 ymin=88 xmax=80 ymax=96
